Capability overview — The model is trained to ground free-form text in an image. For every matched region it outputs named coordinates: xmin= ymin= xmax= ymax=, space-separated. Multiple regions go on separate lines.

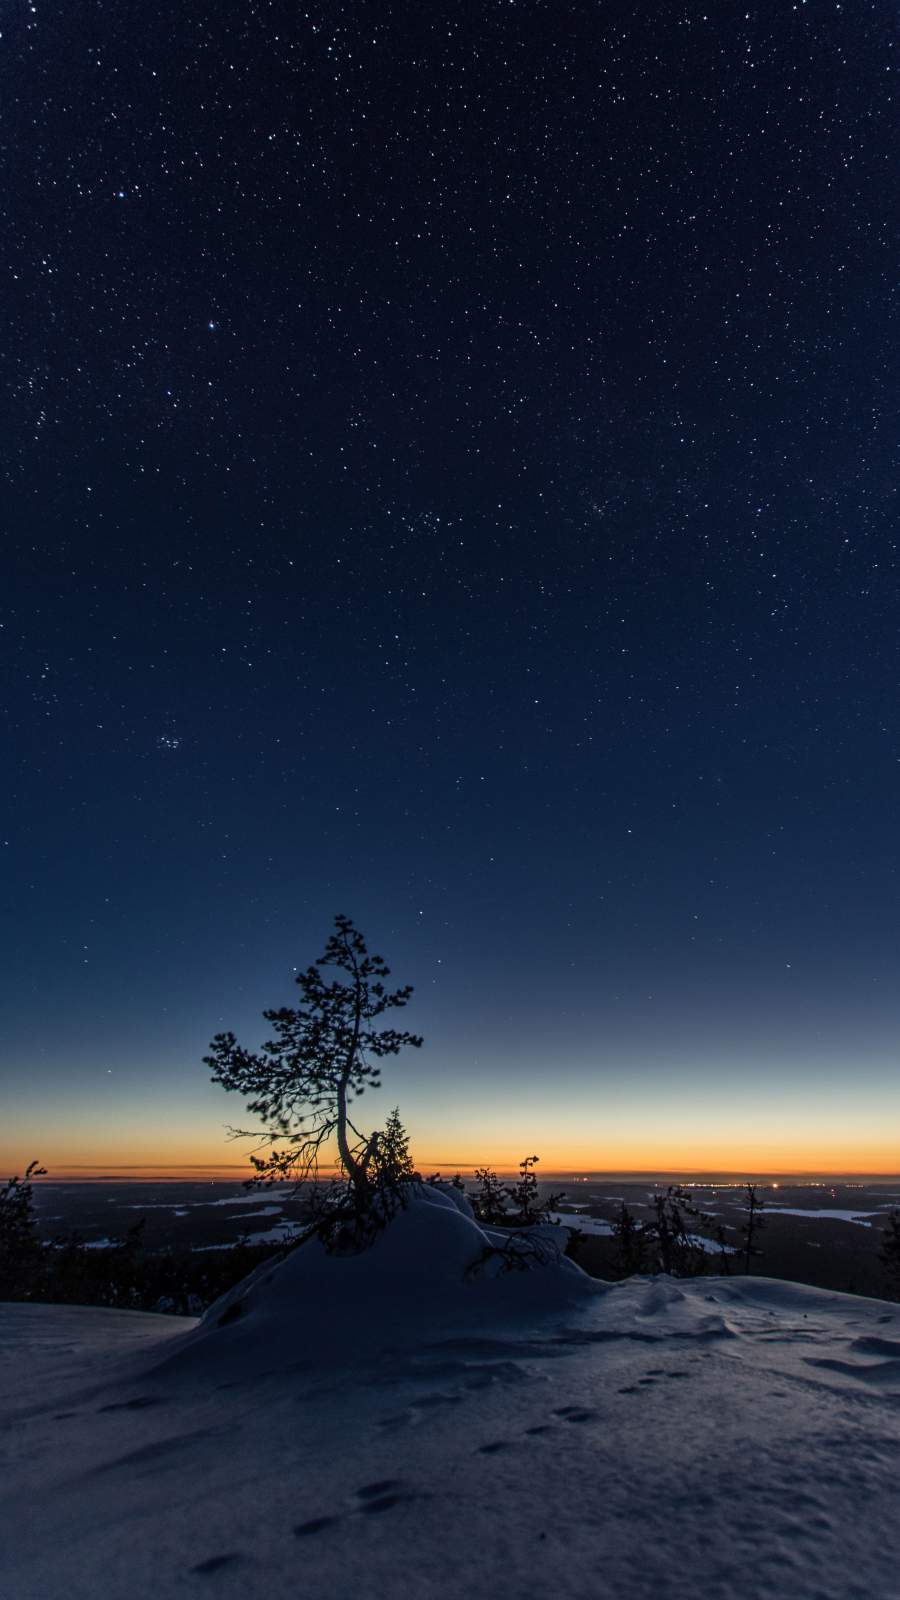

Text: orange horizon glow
xmin=6 ymin=1119 xmax=900 ymax=1186
xmin=12 ymin=1151 xmax=900 ymax=1185
xmin=26 ymin=1169 xmax=900 ymax=1185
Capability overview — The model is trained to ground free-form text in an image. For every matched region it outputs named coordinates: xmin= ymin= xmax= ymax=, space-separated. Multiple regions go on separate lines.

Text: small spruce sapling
xmin=375 ymin=1107 xmax=415 ymax=1186
xmin=370 ymin=1108 xmax=418 ymax=1222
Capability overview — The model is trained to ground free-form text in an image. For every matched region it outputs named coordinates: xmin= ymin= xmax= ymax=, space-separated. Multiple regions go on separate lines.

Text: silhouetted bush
xmin=0 ymin=1161 xmax=46 ymax=1300
xmin=471 ymin=1166 xmax=510 ymax=1225
xmin=469 ymin=1155 xmax=563 ymax=1228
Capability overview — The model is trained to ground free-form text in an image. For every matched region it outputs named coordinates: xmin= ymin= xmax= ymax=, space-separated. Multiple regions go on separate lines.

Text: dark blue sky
xmin=3 ymin=2 xmax=897 ymax=1174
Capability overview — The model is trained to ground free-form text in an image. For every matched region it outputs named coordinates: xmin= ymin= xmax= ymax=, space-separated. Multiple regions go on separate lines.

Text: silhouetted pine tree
xmin=505 ymin=1154 xmax=566 ymax=1226
xmin=879 ymin=1210 xmax=900 ymax=1297
xmin=611 ymin=1200 xmax=648 ymax=1276
xmin=739 ymin=1183 xmax=766 ymax=1274
xmin=204 ymin=915 xmax=422 ymax=1244
xmin=509 ymin=1154 xmax=541 ymax=1224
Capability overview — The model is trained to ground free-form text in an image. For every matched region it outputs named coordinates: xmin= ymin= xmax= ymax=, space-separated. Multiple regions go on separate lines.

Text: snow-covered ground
xmin=550 ymin=1210 xmax=614 ymax=1235
xmin=195 ymin=1220 xmax=300 ymax=1250
xmin=550 ymin=1213 xmax=734 ymax=1253
xmin=764 ymin=1207 xmax=882 ymax=1226
xmin=3 ymin=1184 xmax=900 ymax=1600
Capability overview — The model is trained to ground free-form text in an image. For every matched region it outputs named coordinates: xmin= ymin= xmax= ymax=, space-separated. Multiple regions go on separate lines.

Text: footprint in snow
xmin=352 ymin=1481 xmax=418 ymax=1514
xmin=356 ymin=1478 xmax=403 ymax=1500
xmin=358 ymin=1493 xmax=410 ymax=1514
xmin=553 ymin=1406 xmax=600 ymax=1423
xmin=190 ymin=1552 xmax=243 ymax=1575
xmin=476 ymin=1440 xmax=511 ymax=1454
xmin=293 ymin=1515 xmax=339 ymax=1537
xmin=851 ymin=1335 xmax=900 ymax=1358
xmin=95 ymin=1427 xmax=214 ymax=1473
xmin=805 ymin=1356 xmax=900 ymax=1385
xmin=376 ymin=1392 xmax=460 ymax=1428
xmin=98 ymin=1395 xmax=165 ymax=1413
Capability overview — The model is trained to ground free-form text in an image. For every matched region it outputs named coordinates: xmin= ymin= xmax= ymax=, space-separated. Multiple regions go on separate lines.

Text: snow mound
xmin=160 ymin=1184 xmax=594 ymax=1375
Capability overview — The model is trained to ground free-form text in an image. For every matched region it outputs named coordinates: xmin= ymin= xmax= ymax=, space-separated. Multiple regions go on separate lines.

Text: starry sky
xmin=3 ymin=2 xmax=898 ymax=1178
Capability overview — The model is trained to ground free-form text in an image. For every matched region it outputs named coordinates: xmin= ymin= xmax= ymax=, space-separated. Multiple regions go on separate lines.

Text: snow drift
xmin=163 ymin=1183 xmax=590 ymax=1374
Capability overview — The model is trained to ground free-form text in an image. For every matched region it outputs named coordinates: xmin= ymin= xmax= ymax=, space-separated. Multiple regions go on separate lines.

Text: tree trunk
xmin=335 ymin=1075 xmax=364 ymax=1193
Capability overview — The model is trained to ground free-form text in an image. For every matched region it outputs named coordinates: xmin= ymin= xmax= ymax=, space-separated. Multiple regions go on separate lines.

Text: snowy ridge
xmin=3 ymin=1186 xmax=900 ymax=1600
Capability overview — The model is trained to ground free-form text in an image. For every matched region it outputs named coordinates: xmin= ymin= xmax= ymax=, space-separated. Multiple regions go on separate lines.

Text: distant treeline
xmin=4 ymin=1161 xmax=900 ymax=1315
xmin=0 ymin=1163 xmax=295 ymax=1315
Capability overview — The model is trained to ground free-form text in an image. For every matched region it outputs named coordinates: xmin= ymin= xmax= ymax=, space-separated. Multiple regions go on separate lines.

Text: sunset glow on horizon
xmin=9 ymin=1119 xmax=900 ymax=1187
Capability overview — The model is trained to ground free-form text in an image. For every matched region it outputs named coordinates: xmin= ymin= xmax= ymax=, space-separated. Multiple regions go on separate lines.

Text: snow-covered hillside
xmin=3 ymin=1184 xmax=900 ymax=1600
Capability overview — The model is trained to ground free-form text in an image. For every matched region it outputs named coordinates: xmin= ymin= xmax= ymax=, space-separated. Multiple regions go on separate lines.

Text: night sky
xmin=4 ymin=2 xmax=897 ymax=1177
